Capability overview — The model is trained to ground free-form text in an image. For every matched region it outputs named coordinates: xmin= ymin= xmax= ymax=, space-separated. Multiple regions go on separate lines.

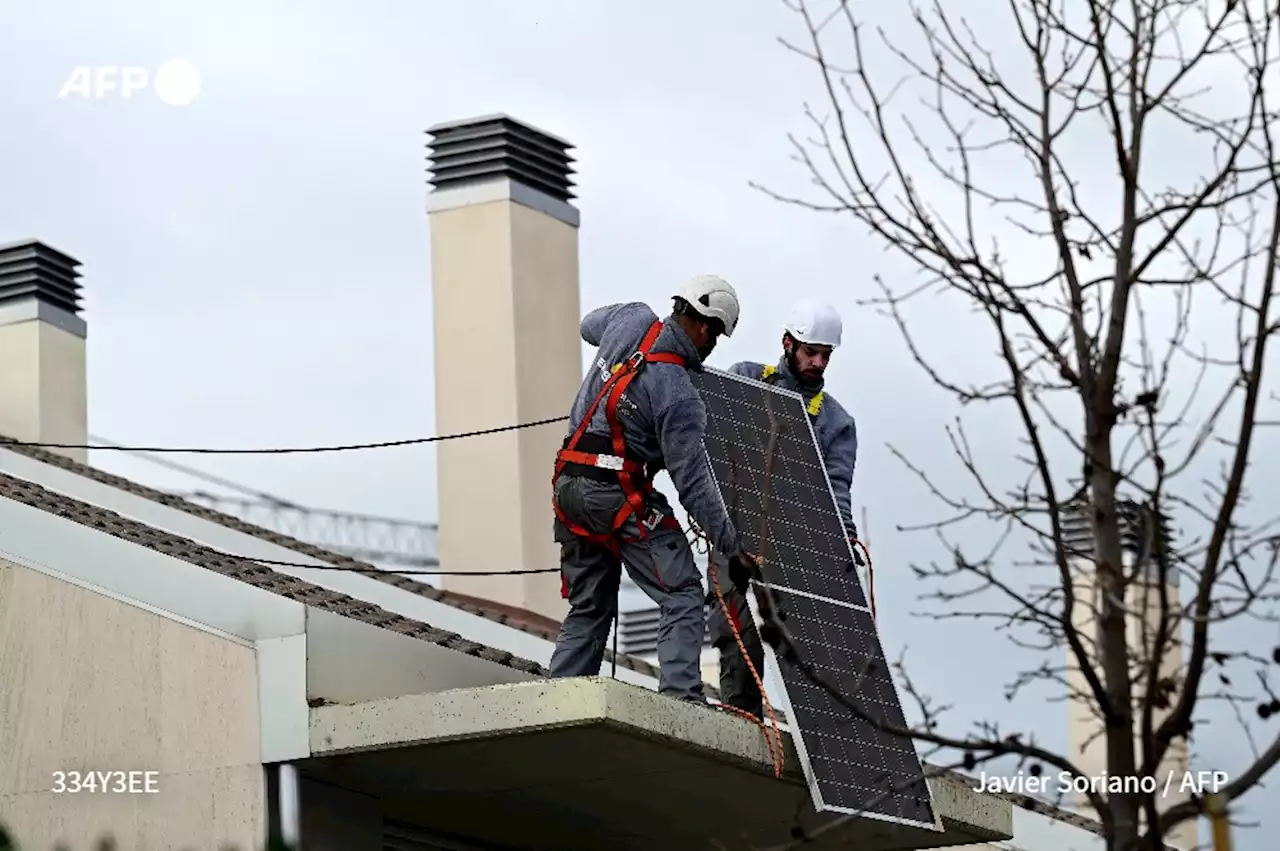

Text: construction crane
xmin=89 ymin=435 xmax=439 ymax=569
xmin=175 ymin=491 xmax=439 ymax=568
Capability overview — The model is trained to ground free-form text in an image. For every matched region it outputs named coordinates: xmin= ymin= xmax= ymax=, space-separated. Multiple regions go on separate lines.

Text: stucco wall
xmin=0 ymin=559 xmax=264 ymax=850
xmin=0 ymin=317 xmax=88 ymax=466
xmin=430 ymin=189 xmax=579 ymax=626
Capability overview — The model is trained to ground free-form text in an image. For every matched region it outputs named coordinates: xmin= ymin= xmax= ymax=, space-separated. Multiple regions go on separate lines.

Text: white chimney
xmin=1062 ymin=501 xmax=1195 ymax=850
xmin=425 ymin=115 xmax=582 ymax=624
xmin=0 ymin=240 xmax=87 ymax=465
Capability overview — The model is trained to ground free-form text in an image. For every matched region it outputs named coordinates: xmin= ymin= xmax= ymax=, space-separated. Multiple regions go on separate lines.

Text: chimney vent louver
xmin=1060 ymin=499 xmax=1174 ymax=573
xmin=425 ymin=114 xmax=576 ymax=203
xmin=0 ymin=239 xmax=83 ymax=316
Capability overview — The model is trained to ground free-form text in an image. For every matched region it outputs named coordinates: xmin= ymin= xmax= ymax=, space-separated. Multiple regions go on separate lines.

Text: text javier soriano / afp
xmin=976 ymin=769 xmax=1229 ymax=797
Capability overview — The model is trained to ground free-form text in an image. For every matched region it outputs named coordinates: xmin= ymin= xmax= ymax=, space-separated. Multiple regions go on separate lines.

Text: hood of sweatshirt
xmin=651 ymin=317 xmax=704 ymax=371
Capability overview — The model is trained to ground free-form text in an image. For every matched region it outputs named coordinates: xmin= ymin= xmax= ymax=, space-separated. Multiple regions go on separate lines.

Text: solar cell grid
xmin=693 ymin=369 xmax=869 ymax=609
xmin=768 ymin=587 xmax=935 ymax=825
xmin=691 ymin=367 xmax=938 ymax=829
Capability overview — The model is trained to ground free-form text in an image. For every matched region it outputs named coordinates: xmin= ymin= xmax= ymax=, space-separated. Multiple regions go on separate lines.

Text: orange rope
xmin=689 ymin=529 xmax=876 ymax=782
xmin=687 ymin=514 xmax=785 ymax=778
xmin=708 ymin=554 xmax=786 ymax=779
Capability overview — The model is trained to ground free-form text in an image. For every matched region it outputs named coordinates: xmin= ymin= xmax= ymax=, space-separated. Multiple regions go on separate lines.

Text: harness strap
xmin=553 ymin=320 xmax=685 ymax=558
xmin=761 ymin=364 xmax=824 ymax=416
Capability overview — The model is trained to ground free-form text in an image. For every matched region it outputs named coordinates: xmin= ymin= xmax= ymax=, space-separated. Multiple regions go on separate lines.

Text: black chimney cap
xmin=0 ymin=239 xmax=83 ymax=316
xmin=426 ymin=114 xmax=576 ymax=204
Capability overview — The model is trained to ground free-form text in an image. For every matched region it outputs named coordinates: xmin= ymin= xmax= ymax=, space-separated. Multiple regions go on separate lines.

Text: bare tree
xmin=755 ymin=1 xmax=1280 ymax=850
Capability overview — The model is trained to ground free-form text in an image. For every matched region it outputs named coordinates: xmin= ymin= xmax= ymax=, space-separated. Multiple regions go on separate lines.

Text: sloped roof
xmin=0 ymin=470 xmax=547 ymax=674
xmin=0 ymin=438 xmax=691 ymax=692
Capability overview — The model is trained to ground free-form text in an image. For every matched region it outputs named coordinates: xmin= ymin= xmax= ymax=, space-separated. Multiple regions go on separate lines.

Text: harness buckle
xmin=595 ymin=455 xmax=626 ymax=471
xmin=626 ymin=350 xmax=646 ymax=371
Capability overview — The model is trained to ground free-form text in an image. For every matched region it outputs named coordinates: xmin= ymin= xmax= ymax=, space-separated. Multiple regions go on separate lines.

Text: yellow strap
xmin=763 ymin=365 xmax=824 ymax=416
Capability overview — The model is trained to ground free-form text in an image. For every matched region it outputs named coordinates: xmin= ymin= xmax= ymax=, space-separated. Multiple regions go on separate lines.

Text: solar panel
xmin=694 ymin=369 xmax=869 ymax=609
xmin=767 ymin=586 xmax=935 ymax=824
xmin=690 ymin=366 xmax=939 ymax=830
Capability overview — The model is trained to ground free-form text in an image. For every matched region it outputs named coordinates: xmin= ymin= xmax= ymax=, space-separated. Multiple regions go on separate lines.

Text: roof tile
xmin=0 ymin=438 xmax=706 ymax=696
xmin=0 ymin=470 xmax=550 ymax=677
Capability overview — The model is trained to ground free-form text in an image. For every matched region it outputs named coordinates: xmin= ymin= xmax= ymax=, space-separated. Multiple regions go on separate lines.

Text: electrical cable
xmin=611 ymin=610 xmax=619 ymax=680
xmin=0 ymin=415 xmax=569 ymax=455
xmin=88 ymin=434 xmax=288 ymax=500
xmin=2 ymin=422 xmax=571 ymax=576
xmin=221 ymin=553 xmax=559 ymax=576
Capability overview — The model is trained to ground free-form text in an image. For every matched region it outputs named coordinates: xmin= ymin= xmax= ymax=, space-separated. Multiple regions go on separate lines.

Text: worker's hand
xmin=728 ymin=549 xmax=761 ymax=593
xmin=849 ymin=537 xmax=866 ymax=568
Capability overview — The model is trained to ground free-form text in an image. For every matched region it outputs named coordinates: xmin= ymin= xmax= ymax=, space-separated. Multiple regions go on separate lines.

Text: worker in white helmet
xmin=707 ymin=297 xmax=860 ymax=719
xmin=550 ymin=275 xmax=760 ymax=705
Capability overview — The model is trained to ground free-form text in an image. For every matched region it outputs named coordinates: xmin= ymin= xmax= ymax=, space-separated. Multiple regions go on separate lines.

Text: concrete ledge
xmin=308 ymin=673 xmax=776 ymax=764
xmin=304 ymin=677 xmax=1012 ymax=851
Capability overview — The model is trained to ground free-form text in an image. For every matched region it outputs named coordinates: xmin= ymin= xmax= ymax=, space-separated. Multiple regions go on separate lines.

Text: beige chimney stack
xmin=1063 ymin=502 xmax=1195 ymax=850
xmin=425 ymin=115 xmax=582 ymax=624
xmin=0 ymin=240 xmax=87 ymax=465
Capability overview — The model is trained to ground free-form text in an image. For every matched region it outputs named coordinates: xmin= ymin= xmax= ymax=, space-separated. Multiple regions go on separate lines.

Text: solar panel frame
xmin=760 ymin=586 xmax=939 ymax=826
xmin=691 ymin=366 xmax=941 ymax=831
xmin=694 ymin=368 xmax=871 ymax=609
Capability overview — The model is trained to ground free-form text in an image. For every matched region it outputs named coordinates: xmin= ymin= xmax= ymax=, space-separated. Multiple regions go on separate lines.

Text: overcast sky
xmin=2 ymin=0 xmax=1277 ymax=847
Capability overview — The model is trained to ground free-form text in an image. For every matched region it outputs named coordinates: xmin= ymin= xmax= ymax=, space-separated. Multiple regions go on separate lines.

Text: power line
xmin=246 ymin=556 xmax=558 ymax=576
xmin=76 ymin=434 xmax=552 ymax=575
xmin=88 ymin=434 xmax=286 ymax=500
xmin=6 ymin=421 xmax=570 ymax=574
xmin=0 ymin=416 xmax=569 ymax=455
xmin=86 ymin=434 xmax=442 ymax=567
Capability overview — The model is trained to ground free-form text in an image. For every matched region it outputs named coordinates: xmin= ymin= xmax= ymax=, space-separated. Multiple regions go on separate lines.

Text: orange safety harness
xmin=552 ymin=320 xmax=685 ymax=569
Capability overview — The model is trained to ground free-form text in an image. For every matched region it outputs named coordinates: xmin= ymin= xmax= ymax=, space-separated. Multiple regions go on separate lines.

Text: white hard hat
xmin=674 ymin=274 xmax=740 ymax=337
xmin=784 ymin=298 xmax=842 ymax=347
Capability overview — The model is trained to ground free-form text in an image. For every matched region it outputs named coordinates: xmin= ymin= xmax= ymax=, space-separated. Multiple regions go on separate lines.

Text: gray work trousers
xmin=549 ymin=475 xmax=707 ymax=703
xmin=705 ymin=551 xmax=765 ymax=719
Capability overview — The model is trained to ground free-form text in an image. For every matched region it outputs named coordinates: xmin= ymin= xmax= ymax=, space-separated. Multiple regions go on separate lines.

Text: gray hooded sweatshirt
xmin=727 ymin=357 xmax=859 ymax=537
xmin=564 ymin=301 xmax=740 ymax=555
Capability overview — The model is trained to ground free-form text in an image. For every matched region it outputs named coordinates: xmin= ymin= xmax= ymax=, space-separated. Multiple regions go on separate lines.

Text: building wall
xmin=431 ymin=190 xmax=578 ymax=625
xmin=508 ymin=198 xmax=582 ymax=625
xmin=0 ymin=317 xmax=88 ymax=465
xmin=0 ymin=559 xmax=264 ymax=850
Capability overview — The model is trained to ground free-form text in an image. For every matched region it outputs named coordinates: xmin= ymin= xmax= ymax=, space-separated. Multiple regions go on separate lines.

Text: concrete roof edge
xmin=310 ymin=677 xmax=1014 ymax=844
